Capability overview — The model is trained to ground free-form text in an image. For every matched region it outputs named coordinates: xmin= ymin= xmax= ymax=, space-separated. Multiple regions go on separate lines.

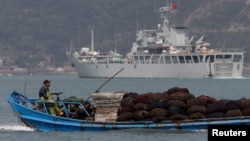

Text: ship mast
xmin=91 ymin=27 xmax=94 ymax=52
xmin=157 ymin=1 xmax=178 ymax=44
xmin=115 ymin=28 xmax=117 ymax=54
xmin=158 ymin=4 xmax=171 ymax=36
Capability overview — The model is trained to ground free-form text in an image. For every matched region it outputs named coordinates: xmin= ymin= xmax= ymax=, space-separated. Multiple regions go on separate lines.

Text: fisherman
xmin=39 ymin=80 xmax=64 ymax=116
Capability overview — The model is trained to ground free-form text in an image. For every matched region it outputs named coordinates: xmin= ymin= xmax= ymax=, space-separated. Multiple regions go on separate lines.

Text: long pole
xmin=85 ymin=68 xmax=124 ymax=101
xmin=24 ymin=65 xmax=28 ymax=96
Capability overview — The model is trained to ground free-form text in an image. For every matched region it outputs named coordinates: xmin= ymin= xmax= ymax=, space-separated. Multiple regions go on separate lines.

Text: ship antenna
xmin=91 ymin=26 xmax=94 ymax=52
xmin=70 ymin=39 xmax=73 ymax=49
xmin=135 ymin=0 xmax=140 ymax=32
xmin=173 ymin=0 xmax=180 ymax=26
xmin=68 ymin=39 xmax=73 ymax=54
xmin=115 ymin=28 xmax=117 ymax=54
xmin=154 ymin=0 xmax=157 ymax=12
xmin=167 ymin=0 xmax=169 ymax=8
xmin=222 ymin=39 xmax=226 ymax=49
xmin=78 ymin=30 xmax=81 ymax=48
xmin=136 ymin=10 xmax=139 ymax=32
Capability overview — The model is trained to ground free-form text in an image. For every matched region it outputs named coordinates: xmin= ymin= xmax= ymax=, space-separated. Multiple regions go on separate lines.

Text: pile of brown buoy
xmin=116 ymin=87 xmax=250 ymax=122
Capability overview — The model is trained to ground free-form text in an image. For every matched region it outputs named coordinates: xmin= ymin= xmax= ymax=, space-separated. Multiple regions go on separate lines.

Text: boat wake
xmin=0 ymin=125 xmax=34 ymax=132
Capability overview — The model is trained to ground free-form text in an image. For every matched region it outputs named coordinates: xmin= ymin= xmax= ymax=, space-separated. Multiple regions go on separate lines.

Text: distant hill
xmin=0 ymin=0 xmax=250 ymax=68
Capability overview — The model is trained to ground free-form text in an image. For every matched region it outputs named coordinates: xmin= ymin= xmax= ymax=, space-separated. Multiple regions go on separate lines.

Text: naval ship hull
xmin=70 ymin=56 xmax=243 ymax=79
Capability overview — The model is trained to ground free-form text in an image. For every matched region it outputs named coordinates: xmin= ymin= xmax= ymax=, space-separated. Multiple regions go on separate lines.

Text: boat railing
xmin=16 ymin=96 xmax=91 ymax=119
xmin=219 ymin=48 xmax=244 ymax=53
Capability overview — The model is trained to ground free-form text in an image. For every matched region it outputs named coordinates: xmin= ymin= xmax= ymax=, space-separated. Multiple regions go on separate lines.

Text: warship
xmin=66 ymin=3 xmax=244 ymax=79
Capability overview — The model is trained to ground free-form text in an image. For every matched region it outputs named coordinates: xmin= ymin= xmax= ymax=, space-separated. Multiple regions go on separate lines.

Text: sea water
xmin=1 ymin=74 xmax=250 ymax=141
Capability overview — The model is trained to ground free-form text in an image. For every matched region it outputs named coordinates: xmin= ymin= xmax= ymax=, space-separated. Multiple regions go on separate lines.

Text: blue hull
xmin=8 ymin=91 xmax=250 ymax=132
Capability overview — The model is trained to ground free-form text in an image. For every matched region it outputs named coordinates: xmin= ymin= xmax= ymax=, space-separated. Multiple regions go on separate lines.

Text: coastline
xmin=0 ymin=65 xmax=76 ymax=76
xmin=1 ymin=65 xmax=250 ymax=76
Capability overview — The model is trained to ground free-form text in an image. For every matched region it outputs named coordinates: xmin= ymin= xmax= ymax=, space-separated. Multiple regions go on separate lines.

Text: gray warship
xmin=66 ymin=3 xmax=244 ymax=79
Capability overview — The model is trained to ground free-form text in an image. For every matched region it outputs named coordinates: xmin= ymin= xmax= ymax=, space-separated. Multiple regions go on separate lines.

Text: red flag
xmin=171 ymin=3 xmax=178 ymax=10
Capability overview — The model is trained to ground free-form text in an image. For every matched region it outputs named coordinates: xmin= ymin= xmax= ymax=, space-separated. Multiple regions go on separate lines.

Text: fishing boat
xmin=8 ymin=88 xmax=250 ymax=132
xmin=66 ymin=2 xmax=245 ymax=79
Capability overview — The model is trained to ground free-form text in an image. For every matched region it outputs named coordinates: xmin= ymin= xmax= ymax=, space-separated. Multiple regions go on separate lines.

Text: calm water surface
xmin=1 ymin=74 xmax=250 ymax=141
